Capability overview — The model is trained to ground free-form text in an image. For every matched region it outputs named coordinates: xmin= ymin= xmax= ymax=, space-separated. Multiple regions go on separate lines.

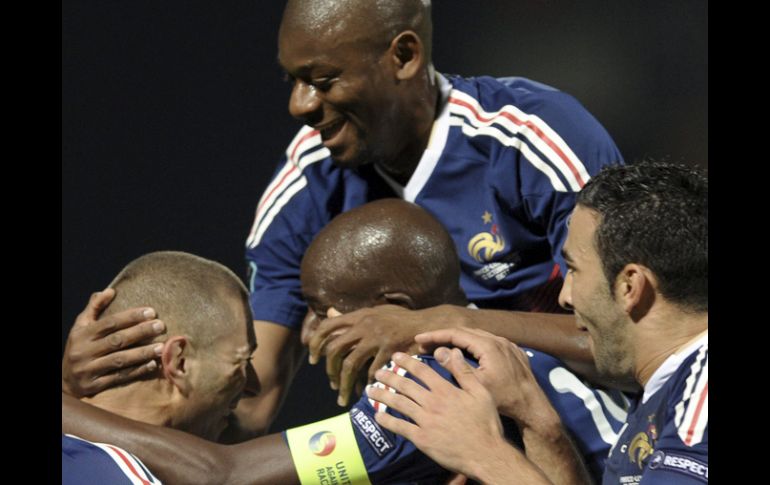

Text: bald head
xmin=105 ymin=251 xmax=251 ymax=352
xmin=301 ymin=199 xmax=465 ymax=315
xmin=281 ymin=0 xmax=432 ymax=61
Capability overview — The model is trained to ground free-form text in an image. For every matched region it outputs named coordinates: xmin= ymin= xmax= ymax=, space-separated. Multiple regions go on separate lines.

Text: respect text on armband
xmin=351 ymin=406 xmax=394 ymax=457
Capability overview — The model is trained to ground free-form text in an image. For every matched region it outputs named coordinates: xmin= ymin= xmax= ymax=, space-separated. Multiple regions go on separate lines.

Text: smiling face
xmin=277 ymin=11 xmax=414 ymax=169
xmin=558 ymin=205 xmax=635 ymax=380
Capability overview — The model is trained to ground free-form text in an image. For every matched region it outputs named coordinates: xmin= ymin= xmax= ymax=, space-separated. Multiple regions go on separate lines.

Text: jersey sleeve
xmin=490 ymin=78 xmax=624 ymax=277
xmin=63 ymin=434 xmax=162 ymax=485
xmin=244 ymin=192 xmax=321 ymax=329
xmin=641 ymin=349 xmax=708 ymax=484
xmin=244 ymin=128 xmax=330 ymax=330
xmin=524 ymin=92 xmax=623 ymax=276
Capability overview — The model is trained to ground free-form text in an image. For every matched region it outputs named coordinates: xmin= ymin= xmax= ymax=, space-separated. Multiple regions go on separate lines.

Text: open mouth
xmin=317 ymin=118 xmax=346 ymax=143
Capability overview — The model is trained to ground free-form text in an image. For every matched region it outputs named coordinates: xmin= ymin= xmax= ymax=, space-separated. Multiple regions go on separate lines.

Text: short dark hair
xmin=105 ymin=251 xmax=251 ymax=350
xmin=577 ymin=162 xmax=707 ymax=312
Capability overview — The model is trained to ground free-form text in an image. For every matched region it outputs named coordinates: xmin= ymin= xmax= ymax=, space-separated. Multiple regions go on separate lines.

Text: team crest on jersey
xmin=468 ymin=232 xmax=505 ymax=262
xmin=628 ymin=418 xmax=658 ymax=469
xmin=470 ymin=211 xmax=517 ymax=281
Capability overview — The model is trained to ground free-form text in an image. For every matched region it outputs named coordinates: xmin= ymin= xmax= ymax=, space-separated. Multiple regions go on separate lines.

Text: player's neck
xmin=82 ymin=380 xmax=173 ymax=428
xmin=375 ymin=71 xmax=441 ymax=186
xmin=634 ymin=307 xmax=708 ymax=387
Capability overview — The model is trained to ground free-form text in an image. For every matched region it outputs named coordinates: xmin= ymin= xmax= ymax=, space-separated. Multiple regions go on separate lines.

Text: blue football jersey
xmin=603 ymin=337 xmax=708 ymax=484
xmin=525 ymin=349 xmax=627 ymax=479
xmin=62 ymin=434 xmax=162 ymax=485
xmin=285 ymin=352 xmax=625 ymax=483
xmin=245 ymin=73 xmax=624 ymax=328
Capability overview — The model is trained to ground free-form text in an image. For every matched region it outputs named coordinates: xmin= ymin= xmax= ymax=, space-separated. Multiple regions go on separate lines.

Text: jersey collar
xmin=642 ymin=331 xmax=708 ymax=403
xmin=374 ymin=72 xmax=453 ymax=201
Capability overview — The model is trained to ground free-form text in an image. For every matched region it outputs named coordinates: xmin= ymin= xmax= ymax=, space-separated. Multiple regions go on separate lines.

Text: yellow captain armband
xmin=286 ymin=412 xmax=372 ymax=485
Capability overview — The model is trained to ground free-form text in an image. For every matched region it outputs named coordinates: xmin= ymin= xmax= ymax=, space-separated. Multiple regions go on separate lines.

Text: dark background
xmin=62 ymin=0 xmax=707 ymax=431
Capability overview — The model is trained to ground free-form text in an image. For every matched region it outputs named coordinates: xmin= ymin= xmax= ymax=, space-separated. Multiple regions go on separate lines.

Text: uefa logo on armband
xmin=308 ymin=430 xmax=336 ymax=457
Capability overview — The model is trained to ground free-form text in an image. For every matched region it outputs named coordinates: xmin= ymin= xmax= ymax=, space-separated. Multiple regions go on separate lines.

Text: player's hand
xmin=414 ymin=327 xmax=554 ymax=426
xmin=62 ymin=288 xmax=166 ymax=397
xmin=308 ymin=304 xmax=473 ymax=407
xmin=367 ymin=349 xmax=507 ymax=478
xmin=306 ymin=305 xmax=419 ymax=406
xmin=300 ymin=309 xmax=320 ymax=347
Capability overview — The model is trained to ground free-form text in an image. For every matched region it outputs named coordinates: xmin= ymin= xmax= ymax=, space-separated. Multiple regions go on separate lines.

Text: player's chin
xmin=329 ymin=144 xmax=370 ymax=170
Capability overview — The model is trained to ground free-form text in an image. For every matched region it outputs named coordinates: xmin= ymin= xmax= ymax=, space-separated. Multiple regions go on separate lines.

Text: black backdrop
xmin=62 ymin=0 xmax=707 ymax=431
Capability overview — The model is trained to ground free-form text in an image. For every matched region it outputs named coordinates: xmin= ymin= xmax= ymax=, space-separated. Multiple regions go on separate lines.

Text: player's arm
xmin=219 ymin=319 xmax=306 ymax=442
xmin=307 ymin=303 xmax=634 ymax=408
xmin=64 ymin=391 xmax=380 ymax=484
xmin=238 ymin=149 xmax=330 ymax=437
xmin=63 ymin=392 xmax=299 ymax=484
xmin=440 ymin=305 xmax=636 ymax=390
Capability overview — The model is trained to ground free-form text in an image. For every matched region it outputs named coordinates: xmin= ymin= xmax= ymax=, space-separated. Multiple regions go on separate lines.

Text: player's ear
xmin=615 ymin=263 xmax=656 ymax=321
xmin=161 ymin=336 xmax=192 ymax=396
xmin=382 ymin=292 xmax=417 ymax=309
xmin=388 ymin=30 xmax=424 ymax=81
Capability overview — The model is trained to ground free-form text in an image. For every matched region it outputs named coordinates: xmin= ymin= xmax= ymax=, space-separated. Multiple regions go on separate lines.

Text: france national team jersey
xmin=603 ymin=335 xmax=708 ymax=484
xmin=285 ymin=352 xmax=625 ymax=484
xmin=245 ymin=73 xmax=623 ymax=329
xmin=62 ymin=434 xmax=162 ymax=485
xmin=525 ymin=349 xmax=627 ymax=479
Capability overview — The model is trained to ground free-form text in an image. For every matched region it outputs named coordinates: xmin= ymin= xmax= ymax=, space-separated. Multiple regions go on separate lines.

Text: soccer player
xmin=63 ymin=251 xmax=257 ymax=484
xmin=369 ymin=162 xmax=708 ymax=484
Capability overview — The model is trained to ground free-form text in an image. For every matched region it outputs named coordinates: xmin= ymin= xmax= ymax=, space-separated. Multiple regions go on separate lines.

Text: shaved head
xmin=301 ymin=199 xmax=465 ymax=315
xmin=282 ymin=0 xmax=432 ymax=60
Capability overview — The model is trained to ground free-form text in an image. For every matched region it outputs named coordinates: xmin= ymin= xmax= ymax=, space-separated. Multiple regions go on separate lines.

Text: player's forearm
xmin=520 ymin=420 xmax=593 ymax=485
xmin=466 ymin=437 xmax=553 ymax=485
xmin=63 ymin=393 xmax=300 ymax=485
xmin=441 ymin=305 xmax=637 ymax=391
xmin=452 ymin=306 xmax=589 ymax=362
xmin=229 ymin=434 xmax=300 ymax=485
xmin=62 ymin=393 xmax=233 ymax=484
